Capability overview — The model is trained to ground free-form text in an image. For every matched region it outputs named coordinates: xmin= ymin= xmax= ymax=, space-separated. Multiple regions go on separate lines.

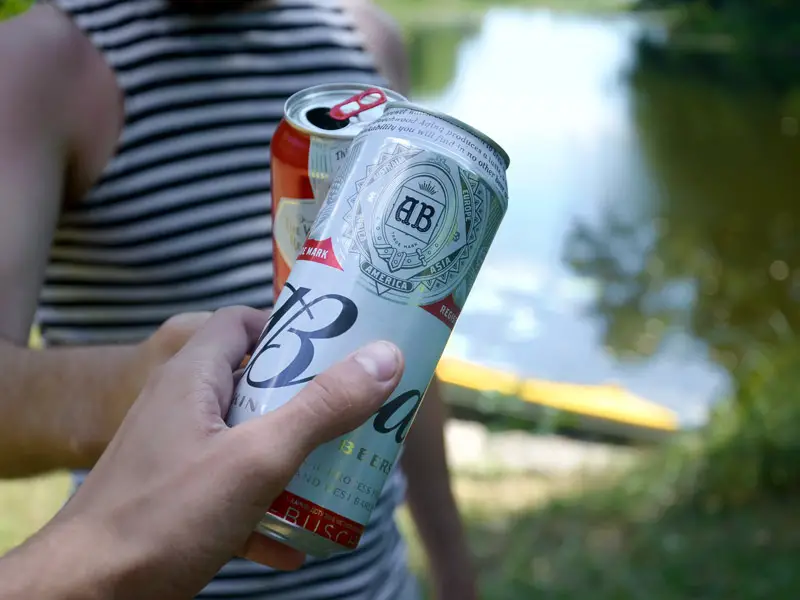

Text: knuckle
xmin=148 ymin=355 xmax=220 ymax=398
xmin=214 ymin=306 xmax=243 ymax=321
xmin=187 ymin=358 xmax=230 ymax=399
xmin=162 ymin=311 xmax=211 ymax=331
xmin=151 ymin=312 xmax=211 ymax=355
xmin=214 ymin=305 xmax=254 ymax=326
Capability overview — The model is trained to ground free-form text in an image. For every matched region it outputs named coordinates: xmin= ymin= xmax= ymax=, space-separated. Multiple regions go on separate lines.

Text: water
xmin=409 ymin=8 xmax=800 ymax=427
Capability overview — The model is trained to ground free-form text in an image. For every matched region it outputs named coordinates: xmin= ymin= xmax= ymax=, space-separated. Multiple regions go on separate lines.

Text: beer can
xmin=228 ymin=102 xmax=510 ymax=558
xmin=271 ymin=83 xmax=407 ymax=300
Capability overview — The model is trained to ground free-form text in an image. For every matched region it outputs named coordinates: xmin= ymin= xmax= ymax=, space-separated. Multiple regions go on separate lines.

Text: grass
xmin=2 ymin=471 xmax=568 ymax=556
xmin=4 ymin=441 xmax=800 ymax=599
xmin=375 ymin=0 xmax=634 ymax=25
xmin=442 ymin=496 xmax=800 ymax=599
xmin=0 ymin=0 xmax=636 ymax=24
xmin=0 ymin=0 xmax=30 ymax=20
xmin=401 ymin=437 xmax=800 ymax=600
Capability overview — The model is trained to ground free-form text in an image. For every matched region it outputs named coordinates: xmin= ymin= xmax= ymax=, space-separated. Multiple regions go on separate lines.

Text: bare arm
xmin=341 ymin=0 xmax=411 ymax=95
xmin=401 ymin=379 xmax=477 ymax=597
xmin=0 ymin=5 xmax=159 ymax=478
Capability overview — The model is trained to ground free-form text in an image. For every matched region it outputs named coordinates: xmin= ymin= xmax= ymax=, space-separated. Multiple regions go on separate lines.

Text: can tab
xmin=329 ymin=88 xmax=388 ymax=121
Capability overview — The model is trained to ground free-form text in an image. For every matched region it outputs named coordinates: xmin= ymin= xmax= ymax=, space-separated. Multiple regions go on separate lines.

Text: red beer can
xmin=271 ymin=83 xmax=407 ymax=300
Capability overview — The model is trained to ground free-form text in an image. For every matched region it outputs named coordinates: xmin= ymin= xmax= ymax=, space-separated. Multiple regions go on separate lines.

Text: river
xmin=408 ymin=8 xmax=800 ymax=427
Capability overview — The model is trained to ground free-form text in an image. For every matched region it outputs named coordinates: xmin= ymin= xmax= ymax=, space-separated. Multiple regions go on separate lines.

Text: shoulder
xmin=339 ymin=0 xmax=410 ymax=97
xmin=0 ymin=4 xmax=96 ymax=101
xmin=0 ymin=3 xmax=122 ymax=199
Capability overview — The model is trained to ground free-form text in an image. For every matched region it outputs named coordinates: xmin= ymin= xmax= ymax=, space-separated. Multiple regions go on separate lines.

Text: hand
xmin=140 ymin=311 xmax=215 ymax=364
xmin=109 ymin=312 xmax=214 ymax=436
xmin=39 ymin=306 xmax=404 ymax=600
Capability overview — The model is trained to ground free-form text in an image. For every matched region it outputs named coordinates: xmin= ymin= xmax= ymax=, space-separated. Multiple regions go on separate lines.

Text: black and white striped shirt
xmin=40 ymin=1 xmax=416 ymax=598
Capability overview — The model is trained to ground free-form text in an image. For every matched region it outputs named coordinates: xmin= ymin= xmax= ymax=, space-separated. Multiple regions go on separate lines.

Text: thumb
xmin=234 ymin=341 xmax=404 ymax=484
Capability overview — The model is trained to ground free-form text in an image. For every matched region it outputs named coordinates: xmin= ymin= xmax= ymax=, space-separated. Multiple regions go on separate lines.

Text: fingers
xmin=234 ymin=341 xmax=404 ymax=483
xmin=154 ymin=307 xmax=268 ymax=415
xmin=148 ymin=311 xmax=214 ymax=360
xmin=161 ymin=311 xmax=214 ymax=334
xmin=175 ymin=307 xmax=269 ymax=371
xmin=238 ymin=533 xmax=306 ymax=571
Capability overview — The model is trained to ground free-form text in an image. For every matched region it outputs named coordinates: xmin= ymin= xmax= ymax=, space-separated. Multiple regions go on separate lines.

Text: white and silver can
xmin=226 ymin=102 xmax=510 ymax=558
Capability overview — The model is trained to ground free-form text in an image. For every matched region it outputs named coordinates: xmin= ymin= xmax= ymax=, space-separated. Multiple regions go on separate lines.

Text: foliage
xmin=698 ymin=346 xmax=800 ymax=506
xmin=471 ymin=495 xmax=800 ymax=598
xmin=405 ymin=22 xmax=478 ymax=96
xmin=376 ymin=0 xmax=632 ymax=24
xmin=402 ymin=429 xmax=800 ymax=599
xmin=634 ymin=0 xmax=800 ymax=55
xmin=0 ymin=0 xmax=30 ymax=20
xmin=563 ymin=0 xmax=800 ymax=532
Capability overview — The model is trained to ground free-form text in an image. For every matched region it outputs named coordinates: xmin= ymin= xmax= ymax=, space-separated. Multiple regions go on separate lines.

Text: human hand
xmin=140 ymin=311 xmax=215 ymax=365
xmin=45 ymin=306 xmax=405 ymax=600
xmin=107 ymin=312 xmax=214 ymax=436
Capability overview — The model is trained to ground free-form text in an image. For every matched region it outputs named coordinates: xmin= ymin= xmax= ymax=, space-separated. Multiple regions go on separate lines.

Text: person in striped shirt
xmin=0 ymin=1 xmax=476 ymax=599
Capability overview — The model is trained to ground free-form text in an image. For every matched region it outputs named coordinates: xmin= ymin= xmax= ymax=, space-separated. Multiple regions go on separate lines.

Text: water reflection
xmin=406 ymin=20 xmax=478 ymax=96
xmin=408 ymin=9 xmax=747 ymax=426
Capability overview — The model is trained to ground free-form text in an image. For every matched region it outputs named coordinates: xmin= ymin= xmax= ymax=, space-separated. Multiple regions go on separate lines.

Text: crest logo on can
xmin=339 ymin=144 xmax=485 ymax=306
xmin=376 ymin=169 xmax=452 ymax=271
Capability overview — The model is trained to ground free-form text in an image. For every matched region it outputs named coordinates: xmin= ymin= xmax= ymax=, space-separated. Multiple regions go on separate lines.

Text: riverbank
xmin=4 ymin=428 xmax=798 ymax=599
xmin=404 ymin=490 xmax=800 ymax=599
xmin=403 ymin=435 xmax=800 ymax=599
xmin=0 ymin=426 xmax=628 ymax=553
xmin=375 ymin=0 xmax=634 ymax=26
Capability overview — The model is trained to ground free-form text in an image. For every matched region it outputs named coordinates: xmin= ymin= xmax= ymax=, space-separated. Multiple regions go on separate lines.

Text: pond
xmin=410 ymin=8 xmax=800 ymax=427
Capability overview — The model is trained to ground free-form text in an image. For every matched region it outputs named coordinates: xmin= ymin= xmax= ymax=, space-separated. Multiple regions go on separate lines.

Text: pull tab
xmin=329 ymin=88 xmax=388 ymax=121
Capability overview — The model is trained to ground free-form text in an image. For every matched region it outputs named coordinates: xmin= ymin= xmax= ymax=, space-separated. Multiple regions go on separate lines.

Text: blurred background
xmin=2 ymin=0 xmax=800 ymax=598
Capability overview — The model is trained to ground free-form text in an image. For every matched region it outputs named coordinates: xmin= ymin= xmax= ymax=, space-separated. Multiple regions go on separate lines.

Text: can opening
xmin=305 ymin=107 xmax=350 ymax=131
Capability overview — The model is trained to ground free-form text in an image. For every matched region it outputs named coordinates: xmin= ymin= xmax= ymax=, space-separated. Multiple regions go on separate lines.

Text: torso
xmin=40 ymin=1 xmax=413 ymax=597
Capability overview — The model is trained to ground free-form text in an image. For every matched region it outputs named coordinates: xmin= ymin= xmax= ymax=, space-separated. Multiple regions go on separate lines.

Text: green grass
xmin=401 ymin=437 xmax=800 ymax=600
xmin=0 ymin=0 xmax=30 ymax=20
xmin=375 ymin=0 xmax=634 ymax=25
xmin=4 ymin=445 xmax=800 ymax=599
xmin=440 ymin=496 xmax=800 ymax=599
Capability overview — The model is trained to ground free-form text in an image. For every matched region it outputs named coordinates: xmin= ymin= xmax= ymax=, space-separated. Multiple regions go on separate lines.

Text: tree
xmin=563 ymin=49 xmax=800 ymax=497
xmin=0 ymin=0 xmax=31 ymax=20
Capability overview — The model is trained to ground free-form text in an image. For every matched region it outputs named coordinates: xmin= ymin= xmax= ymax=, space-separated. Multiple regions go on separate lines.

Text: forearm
xmin=401 ymin=377 xmax=471 ymax=571
xmin=0 ymin=517 xmax=141 ymax=600
xmin=0 ymin=341 xmax=142 ymax=478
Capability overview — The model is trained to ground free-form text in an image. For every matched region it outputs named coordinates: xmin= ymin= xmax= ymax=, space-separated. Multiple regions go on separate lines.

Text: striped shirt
xmin=40 ymin=1 xmax=417 ymax=598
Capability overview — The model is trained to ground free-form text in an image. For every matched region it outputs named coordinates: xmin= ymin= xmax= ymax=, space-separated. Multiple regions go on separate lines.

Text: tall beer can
xmin=228 ymin=102 xmax=510 ymax=558
xmin=271 ymin=83 xmax=407 ymax=300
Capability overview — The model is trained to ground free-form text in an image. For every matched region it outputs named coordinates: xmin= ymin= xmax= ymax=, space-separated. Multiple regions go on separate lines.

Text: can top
xmin=285 ymin=83 xmax=408 ymax=140
xmin=384 ymin=101 xmax=511 ymax=170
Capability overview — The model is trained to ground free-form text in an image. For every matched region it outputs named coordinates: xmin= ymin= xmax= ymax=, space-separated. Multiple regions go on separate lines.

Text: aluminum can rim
xmin=383 ymin=101 xmax=511 ymax=170
xmin=284 ymin=83 xmax=408 ymax=140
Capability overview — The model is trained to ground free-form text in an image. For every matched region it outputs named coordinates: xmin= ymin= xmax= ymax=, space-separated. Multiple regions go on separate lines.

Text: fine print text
xmin=367 ymin=109 xmax=508 ymax=199
xmin=292 ymin=439 xmax=394 ymax=517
